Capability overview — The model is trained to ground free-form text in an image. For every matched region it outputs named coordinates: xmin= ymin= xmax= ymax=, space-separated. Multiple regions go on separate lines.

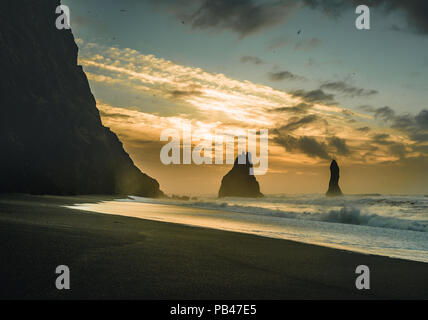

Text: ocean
xmin=70 ymin=194 xmax=428 ymax=263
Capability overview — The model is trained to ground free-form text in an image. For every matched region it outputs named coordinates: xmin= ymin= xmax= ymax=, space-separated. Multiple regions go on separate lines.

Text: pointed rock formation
xmin=326 ymin=160 xmax=343 ymax=197
xmin=218 ymin=152 xmax=263 ymax=198
xmin=0 ymin=0 xmax=163 ymax=197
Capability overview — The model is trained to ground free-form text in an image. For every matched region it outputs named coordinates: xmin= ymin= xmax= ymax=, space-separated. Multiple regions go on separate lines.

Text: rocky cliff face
xmin=0 ymin=0 xmax=162 ymax=197
xmin=218 ymin=152 xmax=263 ymax=198
xmin=326 ymin=160 xmax=343 ymax=197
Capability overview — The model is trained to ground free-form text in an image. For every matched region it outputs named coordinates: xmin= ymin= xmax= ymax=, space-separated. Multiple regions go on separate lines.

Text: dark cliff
xmin=0 ymin=0 xmax=162 ymax=197
xmin=218 ymin=152 xmax=263 ymax=198
xmin=326 ymin=160 xmax=343 ymax=197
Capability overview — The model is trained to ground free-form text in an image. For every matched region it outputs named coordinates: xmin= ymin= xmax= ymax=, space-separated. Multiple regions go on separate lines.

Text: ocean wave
xmin=322 ymin=207 xmax=428 ymax=232
xmin=128 ymin=196 xmax=428 ymax=233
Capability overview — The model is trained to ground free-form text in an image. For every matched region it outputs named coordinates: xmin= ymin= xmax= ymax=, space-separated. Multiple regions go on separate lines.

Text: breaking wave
xmin=128 ymin=195 xmax=428 ymax=233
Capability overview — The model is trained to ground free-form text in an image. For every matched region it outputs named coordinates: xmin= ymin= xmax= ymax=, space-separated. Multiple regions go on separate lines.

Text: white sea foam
xmin=127 ymin=194 xmax=428 ymax=233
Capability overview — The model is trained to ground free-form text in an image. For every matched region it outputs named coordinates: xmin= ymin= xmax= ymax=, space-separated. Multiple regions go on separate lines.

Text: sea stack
xmin=218 ymin=152 xmax=263 ymax=198
xmin=326 ymin=160 xmax=343 ymax=197
xmin=0 ymin=0 xmax=162 ymax=197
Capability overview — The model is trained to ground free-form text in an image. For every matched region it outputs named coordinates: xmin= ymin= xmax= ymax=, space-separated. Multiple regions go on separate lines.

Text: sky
xmin=61 ymin=0 xmax=428 ymax=195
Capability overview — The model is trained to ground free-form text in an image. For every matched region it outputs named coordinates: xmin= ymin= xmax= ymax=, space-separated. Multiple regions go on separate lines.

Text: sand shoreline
xmin=68 ymin=198 xmax=428 ymax=264
xmin=0 ymin=194 xmax=427 ymax=299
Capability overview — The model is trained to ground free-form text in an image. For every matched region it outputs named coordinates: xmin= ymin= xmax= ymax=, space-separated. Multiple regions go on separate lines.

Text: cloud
xmin=155 ymin=0 xmax=428 ymax=38
xmin=99 ymin=109 xmax=132 ymax=120
xmin=328 ymin=136 xmax=351 ymax=155
xmin=273 ymin=103 xmax=312 ymax=114
xmin=368 ymin=132 xmax=409 ymax=159
xmin=356 ymin=126 xmax=370 ymax=133
xmin=276 ymin=115 xmax=318 ymax=132
xmin=359 ymin=105 xmax=395 ymax=121
xmin=154 ymin=0 xmax=301 ymax=37
xmin=169 ymin=85 xmax=203 ymax=99
xmin=393 ymin=110 xmax=428 ymax=142
xmin=362 ymin=106 xmax=428 ymax=143
xmin=415 ymin=110 xmax=428 ymax=129
xmin=374 ymin=106 xmax=396 ymax=121
xmin=290 ymin=89 xmax=336 ymax=105
xmin=268 ymin=70 xmax=303 ymax=81
xmin=302 ymin=0 xmax=428 ymax=35
xmin=372 ymin=133 xmax=390 ymax=141
xmin=388 ymin=143 xmax=407 ymax=158
xmin=240 ymin=55 xmax=264 ymax=65
xmin=274 ymin=134 xmax=330 ymax=160
xmin=320 ymin=81 xmax=378 ymax=98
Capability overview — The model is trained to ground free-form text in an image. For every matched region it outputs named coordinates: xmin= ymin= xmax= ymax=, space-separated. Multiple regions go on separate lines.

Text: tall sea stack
xmin=326 ymin=160 xmax=343 ymax=197
xmin=218 ymin=152 xmax=263 ymax=198
xmin=0 ymin=0 xmax=162 ymax=197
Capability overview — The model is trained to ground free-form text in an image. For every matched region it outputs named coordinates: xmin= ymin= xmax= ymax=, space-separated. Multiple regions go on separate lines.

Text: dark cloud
xmin=328 ymin=136 xmax=351 ymax=156
xmin=320 ymin=81 xmax=378 ymax=98
xmin=391 ymin=114 xmax=414 ymax=130
xmin=273 ymin=103 xmax=312 ymax=114
xmin=369 ymin=134 xmax=409 ymax=159
xmin=169 ymin=89 xmax=202 ymax=99
xmin=240 ymin=55 xmax=263 ymax=65
xmin=155 ymin=0 xmax=300 ymax=37
xmin=276 ymin=114 xmax=318 ymax=132
xmin=360 ymin=105 xmax=395 ymax=121
xmin=168 ymin=84 xmax=202 ymax=99
xmin=303 ymin=0 xmax=428 ymax=35
xmin=388 ymin=143 xmax=407 ymax=158
xmin=372 ymin=133 xmax=390 ymax=141
xmin=153 ymin=0 xmax=428 ymax=36
xmin=415 ymin=110 xmax=428 ymax=129
xmin=268 ymin=70 xmax=302 ymax=81
xmin=274 ymin=134 xmax=330 ymax=160
xmin=99 ymin=110 xmax=131 ymax=120
xmin=290 ymin=89 xmax=336 ymax=105
xmin=356 ymin=126 xmax=371 ymax=133
xmin=363 ymin=106 xmax=428 ymax=143
xmin=374 ymin=106 xmax=395 ymax=121
xmin=341 ymin=109 xmax=355 ymax=117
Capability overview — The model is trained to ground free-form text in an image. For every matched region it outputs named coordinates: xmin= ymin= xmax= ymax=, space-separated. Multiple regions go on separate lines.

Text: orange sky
xmin=74 ymin=41 xmax=428 ymax=195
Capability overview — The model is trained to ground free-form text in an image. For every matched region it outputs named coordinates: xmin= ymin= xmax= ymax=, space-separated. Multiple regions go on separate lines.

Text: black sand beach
xmin=0 ymin=194 xmax=426 ymax=300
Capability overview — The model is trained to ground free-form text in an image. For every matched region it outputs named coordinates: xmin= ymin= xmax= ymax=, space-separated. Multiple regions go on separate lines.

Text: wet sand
xmin=0 ymin=194 xmax=426 ymax=299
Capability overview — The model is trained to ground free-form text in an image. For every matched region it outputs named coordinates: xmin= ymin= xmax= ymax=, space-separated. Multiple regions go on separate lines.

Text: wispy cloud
xmin=268 ymin=70 xmax=304 ymax=81
xmin=320 ymin=81 xmax=378 ymax=98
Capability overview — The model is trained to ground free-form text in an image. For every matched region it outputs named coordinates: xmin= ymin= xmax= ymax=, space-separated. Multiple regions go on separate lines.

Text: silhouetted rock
xmin=326 ymin=160 xmax=343 ymax=197
xmin=0 ymin=0 xmax=162 ymax=197
xmin=218 ymin=152 xmax=263 ymax=198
